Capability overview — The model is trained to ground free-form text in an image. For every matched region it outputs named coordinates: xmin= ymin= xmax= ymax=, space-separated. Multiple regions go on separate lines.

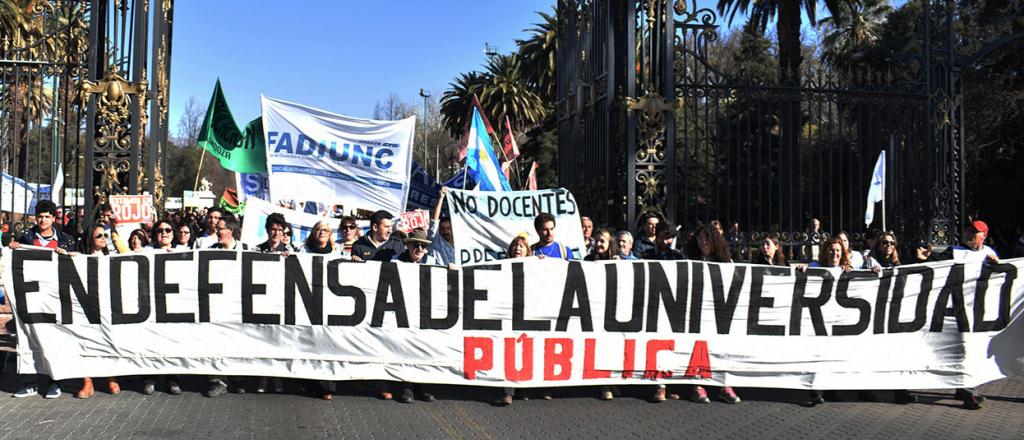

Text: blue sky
xmin=166 ymin=0 xmax=800 ymax=134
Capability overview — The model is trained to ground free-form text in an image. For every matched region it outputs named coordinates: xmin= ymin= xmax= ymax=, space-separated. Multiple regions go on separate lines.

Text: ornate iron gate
xmin=558 ymin=0 xmax=1024 ymax=252
xmin=0 ymin=0 xmax=172 ymax=239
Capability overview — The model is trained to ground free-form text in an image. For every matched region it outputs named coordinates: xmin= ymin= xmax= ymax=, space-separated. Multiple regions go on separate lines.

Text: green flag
xmin=197 ymin=80 xmax=267 ymax=173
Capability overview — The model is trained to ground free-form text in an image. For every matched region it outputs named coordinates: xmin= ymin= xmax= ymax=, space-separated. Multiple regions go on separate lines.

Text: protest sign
xmin=1 ymin=172 xmax=52 ymax=214
xmin=447 ymin=188 xmax=587 ymax=264
xmin=3 ymin=252 xmax=1023 ymax=390
xmin=236 ymin=172 xmax=270 ymax=203
xmin=399 ymin=210 xmax=430 ymax=232
xmin=109 ymin=195 xmax=154 ymax=224
xmin=240 ymin=198 xmax=344 ymax=246
xmin=407 ymin=160 xmax=475 ymax=211
xmin=262 ymin=96 xmax=415 ymax=214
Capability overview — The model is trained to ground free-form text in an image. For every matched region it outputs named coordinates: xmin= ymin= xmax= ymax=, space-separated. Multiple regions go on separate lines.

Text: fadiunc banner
xmin=4 ymin=251 xmax=1022 ymax=390
xmin=447 ymin=188 xmax=588 ymax=264
xmin=262 ymin=96 xmax=415 ymax=214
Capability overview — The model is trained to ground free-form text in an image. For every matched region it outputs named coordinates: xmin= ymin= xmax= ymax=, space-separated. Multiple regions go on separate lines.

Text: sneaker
xmin=168 ymin=385 xmax=183 ymax=396
xmin=400 ymin=387 xmax=415 ymax=403
xmin=690 ymin=386 xmax=710 ymax=404
xmin=257 ymin=377 xmax=269 ymax=393
xmin=500 ymin=393 xmax=513 ymax=406
xmin=599 ymin=386 xmax=613 ymax=401
xmin=271 ymin=378 xmax=284 ymax=393
xmin=653 ymin=388 xmax=667 ymax=403
xmin=718 ymin=387 xmax=741 ymax=404
xmin=540 ymin=390 xmax=553 ymax=401
xmin=13 ymin=386 xmax=38 ymax=398
xmin=44 ymin=384 xmax=61 ymax=399
xmin=231 ymin=384 xmax=245 ymax=394
xmin=206 ymin=382 xmax=227 ymax=398
xmin=143 ymin=383 xmax=155 ymax=395
xmin=963 ymin=395 xmax=984 ymax=410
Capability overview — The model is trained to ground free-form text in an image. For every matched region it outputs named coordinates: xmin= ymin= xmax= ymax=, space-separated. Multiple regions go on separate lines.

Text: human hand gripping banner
xmin=3 ymin=251 xmax=1023 ymax=390
xmin=447 ymin=188 xmax=588 ymax=264
xmin=262 ymin=96 xmax=415 ymax=214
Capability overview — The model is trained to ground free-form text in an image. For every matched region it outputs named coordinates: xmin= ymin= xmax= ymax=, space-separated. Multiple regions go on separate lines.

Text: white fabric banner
xmin=262 ymin=96 xmax=415 ymax=214
xmin=236 ymin=172 xmax=270 ymax=203
xmin=240 ymin=198 xmax=345 ymax=246
xmin=3 ymin=252 xmax=1024 ymax=390
xmin=447 ymin=188 xmax=588 ymax=264
xmin=1 ymin=172 xmax=52 ymax=214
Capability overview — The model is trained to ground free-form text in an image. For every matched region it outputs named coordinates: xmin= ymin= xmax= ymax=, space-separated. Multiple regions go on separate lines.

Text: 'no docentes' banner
xmin=3 ymin=251 xmax=1023 ymax=390
xmin=448 ymin=188 xmax=588 ymax=264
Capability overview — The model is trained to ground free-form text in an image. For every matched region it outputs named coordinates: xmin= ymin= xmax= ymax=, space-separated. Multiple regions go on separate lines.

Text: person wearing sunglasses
xmin=146 ymin=219 xmax=187 ymax=253
xmin=390 ymin=228 xmax=438 ymax=403
xmin=335 ymin=216 xmax=361 ymax=257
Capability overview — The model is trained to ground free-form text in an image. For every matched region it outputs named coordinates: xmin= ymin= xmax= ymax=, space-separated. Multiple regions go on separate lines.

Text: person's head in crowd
xmin=35 ymin=199 xmax=58 ymax=234
xmin=808 ymin=218 xmax=821 ymax=233
xmin=835 ymin=230 xmax=853 ymax=253
xmin=685 ymin=223 xmax=732 ymax=262
xmin=534 ymin=213 xmax=557 ymax=247
xmin=438 ymin=216 xmax=453 ymax=245
xmin=150 ymin=219 xmax=175 ymax=250
xmin=282 ymin=224 xmax=294 ymax=247
xmin=866 ymin=228 xmax=883 ymax=250
xmin=128 ymin=228 xmax=149 ymax=251
xmin=305 ymin=220 xmax=337 ymax=251
xmin=506 ymin=233 xmax=533 ymax=258
xmin=759 ymin=234 xmax=786 ymax=266
xmin=205 ymin=208 xmax=224 ymax=234
xmin=216 ymin=217 xmax=241 ymax=246
xmin=654 ymin=221 xmax=676 ymax=252
xmin=370 ymin=210 xmax=393 ymax=243
xmin=729 ymin=222 xmax=739 ymax=234
xmin=641 ymin=213 xmax=660 ymax=239
xmin=871 ymin=231 xmax=900 ymax=266
xmin=709 ymin=220 xmax=723 ymax=236
xmin=264 ymin=213 xmax=287 ymax=246
xmin=339 ymin=216 xmax=360 ymax=243
xmin=590 ymin=227 xmax=619 ymax=260
xmin=403 ymin=228 xmax=431 ymax=262
xmin=96 ymin=202 xmax=113 ymax=223
xmin=176 ymin=221 xmax=196 ymax=248
xmin=963 ymin=220 xmax=989 ymax=251
xmin=818 ymin=238 xmax=851 ymax=268
xmin=617 ymin=230 xmax=634 ymax=257
xmin=81 ymin=224 xmax=109 ymax=255
xmin=581 ymin=217 xmax=594 ymax=242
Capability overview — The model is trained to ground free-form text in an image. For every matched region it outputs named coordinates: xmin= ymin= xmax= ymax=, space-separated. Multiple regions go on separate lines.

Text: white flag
xmin=865 ymin=151 xmax=885 ymax=226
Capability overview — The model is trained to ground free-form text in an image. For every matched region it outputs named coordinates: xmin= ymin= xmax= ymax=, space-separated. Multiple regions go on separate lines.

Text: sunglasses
xmin=881 ymin=240 xmax=896 ymax=245
xmin=341 ymin=225 xmax=357 ymax=230
xmin=411 ymin=242 xmax=429 ymax=250
xmin=157 ymin=228 xmax=173 ymax=233
xmin=94 ymin=234 xmax=106 ymax=239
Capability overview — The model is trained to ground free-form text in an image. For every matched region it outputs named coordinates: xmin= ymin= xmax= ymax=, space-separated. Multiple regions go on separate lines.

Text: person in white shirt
xmin=426 ymin=187 xmax=455 ymax=265
xmin=952 ymin=220 xmax=999 ymax=264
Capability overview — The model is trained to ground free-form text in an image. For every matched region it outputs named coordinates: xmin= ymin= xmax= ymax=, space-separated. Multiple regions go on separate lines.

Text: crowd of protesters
xmin=0 ymin=192 xmax=1017 ymax=410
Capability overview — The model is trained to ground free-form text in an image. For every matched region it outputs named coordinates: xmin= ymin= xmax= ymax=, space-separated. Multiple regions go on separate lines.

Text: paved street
xmin=0 ymin=352 xmax=1022 ymax=440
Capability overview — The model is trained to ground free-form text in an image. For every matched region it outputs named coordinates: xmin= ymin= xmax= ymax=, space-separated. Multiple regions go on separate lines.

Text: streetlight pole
xmin=419 ymin=88 xmax=431 ymax=177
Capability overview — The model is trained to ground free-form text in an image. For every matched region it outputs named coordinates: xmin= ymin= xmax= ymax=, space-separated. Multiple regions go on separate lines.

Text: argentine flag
xmin=864 ymin=151 xmax=885 ymax=226
xmin=465 ymin=108 xmax=512 ymax=191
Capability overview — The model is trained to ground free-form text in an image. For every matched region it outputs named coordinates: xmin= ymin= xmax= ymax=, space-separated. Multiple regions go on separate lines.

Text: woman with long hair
xmin=299 ymin=221 xmax=341 ymax=255
xmin=74 ymin=224 xmax=122 ymax=399
xmin=584 ymin=228 xmax=620 ymax=261
xmin=800 ymin=237 xmax=853 ymax=405
xmin=127 ymin=228 xmax=149 ymax=252
xmin=175 ymin=220 xmax=197 ymax=249
xmin=752 ymin=234 xmax=788 ymax=266
xmin=682 ymin=224 xmax=741 ymax=404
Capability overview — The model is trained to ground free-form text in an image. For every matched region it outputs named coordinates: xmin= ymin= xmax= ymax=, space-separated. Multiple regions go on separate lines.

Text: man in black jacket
xmin=351 ymin=210 xmax=404 ymax=261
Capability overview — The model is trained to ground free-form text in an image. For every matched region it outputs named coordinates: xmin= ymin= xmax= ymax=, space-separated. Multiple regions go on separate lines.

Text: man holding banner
xmin=351 ymin=210 xmax=405 ymax=262
xmin=531 ymin=213 xmax=574 ymax=260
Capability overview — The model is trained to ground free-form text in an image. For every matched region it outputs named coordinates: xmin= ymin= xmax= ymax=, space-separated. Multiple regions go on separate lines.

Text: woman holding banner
xmin=682 ymin=224 xmax=742 ymax=405
xmin=74 ymin=224 xmax=122 ymax=399
xmin=801 ymin=238 xmax=851 ymax=405
xmin=127 ymin=229 xmax=149 ymax=252
xmin=584 ymin=228 xmax=620 ymax=262
xmin=139 ymin=219 xmax=185 ymax=395
xmin=298 ymin=220 xmax=341 ymax=400
xmin=175 ymin=221 xmax=198 ymax=249
xmin=751 ymin=234 xmax=788 ymax=266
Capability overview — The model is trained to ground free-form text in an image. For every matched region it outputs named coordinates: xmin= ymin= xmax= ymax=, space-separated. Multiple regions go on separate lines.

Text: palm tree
xmin=439 ymin=71 xmax=487 ymax=138
xmin=819 ymin=0 xmax=893 ymax=70
xmin=480 ymin=53 xmax=546 ymax=134
xmin=516 ymin=7 xmax=557 ymax=98
xmin=717 ymin=0 xmax=843 ymax=83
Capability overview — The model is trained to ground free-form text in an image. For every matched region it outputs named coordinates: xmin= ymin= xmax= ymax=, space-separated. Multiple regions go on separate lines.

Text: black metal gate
xmin=558 ymin=0 xmax=1024 ymax=252
xmin=0 ymin=0 xmax=172 ymax=238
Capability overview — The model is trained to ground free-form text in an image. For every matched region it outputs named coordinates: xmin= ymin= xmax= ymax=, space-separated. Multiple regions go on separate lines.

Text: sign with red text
xmin=399 ymin=210 xmax=430 ymax=232
xmin=109 ymin=195 xmax=154 ymax=224
xmin=3 ymin=251 xmax=1024 ymax=391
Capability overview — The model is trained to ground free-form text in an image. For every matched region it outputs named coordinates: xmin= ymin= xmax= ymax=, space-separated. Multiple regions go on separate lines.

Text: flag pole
xmin=193 ymin=148 xmax=208 ymax=192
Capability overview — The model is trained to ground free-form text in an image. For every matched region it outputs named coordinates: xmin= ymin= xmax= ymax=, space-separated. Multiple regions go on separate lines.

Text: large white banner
xmin=236 ymin=172 xmax=270 ymax=203
xmin=262 ymin=96 xmax=415 ymax=214
xmin=448 ymin=188 xmax=588 ymax=264
xmin=240 ymin=198 xmax=344 ymax=246
xmin=1 ymin=172 xmax=53 ymax=214
xmin=6 ymin=251 xmax=1022 ymax=389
